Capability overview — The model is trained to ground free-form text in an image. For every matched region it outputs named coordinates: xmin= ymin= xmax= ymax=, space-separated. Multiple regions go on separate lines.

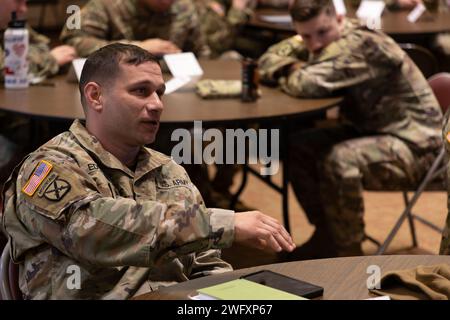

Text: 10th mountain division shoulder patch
xmin=42 ymin=178 xmax=71 ymax=201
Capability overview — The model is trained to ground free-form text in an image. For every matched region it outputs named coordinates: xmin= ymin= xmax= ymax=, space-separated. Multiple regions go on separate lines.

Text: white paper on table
xmin=407 ymin=3 xmax=426 ymax=23
xmin=163 ymin=52 xmax=203 ymax=79
xmin=189 ymin=294 xmax=217 ymax=300
xmin=66 ymin=58 xmax=86 ymax=83
xmin=164 ymin=76 xmax=195 ymax=94
xmin=356 ymin=0 xmax=385 ymax=30
xmin=163 ymin=52 xmax=203 ymax=93
xmin=333 ymin=0 xmax=347 ymax=16
xmin=259 ymin=15 xmax=292 ymax=24
xmin=356 ymin=0 xmax=385 ymax=20
xmin=365 ymin=295 xmax=391 ymax=300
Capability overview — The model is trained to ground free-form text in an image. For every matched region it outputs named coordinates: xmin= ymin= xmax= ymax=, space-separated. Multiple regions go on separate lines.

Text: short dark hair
xmin=289 ymin=0 xmax=336 ymax=22
xmin=79 ymin=43 xmax=160 ymax=108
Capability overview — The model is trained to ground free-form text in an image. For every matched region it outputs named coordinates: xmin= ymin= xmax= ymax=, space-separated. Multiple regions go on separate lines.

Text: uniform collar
xmin=69 ymin=120 xmax=171 ymax=179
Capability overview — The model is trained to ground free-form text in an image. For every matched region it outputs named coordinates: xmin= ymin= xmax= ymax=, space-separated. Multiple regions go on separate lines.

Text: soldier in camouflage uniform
xmin=259 ymin=0 xmax=442 ymax=258
xmin=60 ymin=0 xmax=210 ymax=58
xmin=196 ymin=0 xmax=254 ymax=58
xmin=0 ymin=0 xmax=76 ymax=186
xmin=0 ymin=43 xmax=295 ymax=299
xmin=440 ymin=111 xmax=450 ymax=255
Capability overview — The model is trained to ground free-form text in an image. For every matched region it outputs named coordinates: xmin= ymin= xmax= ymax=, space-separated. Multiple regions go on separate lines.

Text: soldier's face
xmin=140 ymin=0 xmax=175 ymax=12
xmin=102 ymin=61 xmax=165 ymax=146
xmin=0 ymin=0 xmax=27 ymax=29
xmin=293 ymin=10 xmax=344 ymax=57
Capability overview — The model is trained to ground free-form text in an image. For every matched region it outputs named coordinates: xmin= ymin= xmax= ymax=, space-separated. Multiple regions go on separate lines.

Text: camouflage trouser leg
xmin=320 ymin=135 xmax=424 ymax=249
xmin=289 ymin=125 xmax=358 ymax=226
xmin=440 ymin=160 xmax=450 ymax=254
xmin=440 ymin=211 xmax=450 ymax=254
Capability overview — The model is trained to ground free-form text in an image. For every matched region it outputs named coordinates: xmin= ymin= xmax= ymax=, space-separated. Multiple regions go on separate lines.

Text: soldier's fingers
xmin=262 ymin=219 xmax=295 ymax=247
xmin=257 ymin=228 xmax=282 ymax=252
xmin=271 ymin=229 xmax=295 ymax=252
xmin=258 ymin=217 xmax=294 ymax=245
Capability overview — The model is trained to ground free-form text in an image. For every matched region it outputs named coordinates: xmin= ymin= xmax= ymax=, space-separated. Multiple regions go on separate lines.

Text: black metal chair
xmin=399 ymin=43 xmax=439 ymax=79
xmin=0 ymin=241 xmax=21 ymax=300
xmin=375 ymin=73 xmax=450 ymax=255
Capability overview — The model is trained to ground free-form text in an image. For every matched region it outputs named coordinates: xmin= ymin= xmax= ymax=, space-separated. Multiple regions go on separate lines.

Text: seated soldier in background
xmin=60 ymin=0 xmax=210 ymax=58
xmin=197 ymin=0 xmax=254 ymax=58
xmin=0 ymin=0 xmax=76 ymax=188
xmin=0 ymin=43 xmax=295 ymax=299
xmin=259 ymin=0 xmax=442 ymax=258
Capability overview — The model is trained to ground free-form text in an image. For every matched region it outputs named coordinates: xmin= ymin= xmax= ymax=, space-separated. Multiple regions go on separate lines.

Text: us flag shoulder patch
xmin=22 ymin=160 xmax=53 ymax=196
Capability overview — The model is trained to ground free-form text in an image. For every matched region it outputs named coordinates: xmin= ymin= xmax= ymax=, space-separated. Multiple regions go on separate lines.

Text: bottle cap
xmin=8 ymin=11 xmax=26 ymax=28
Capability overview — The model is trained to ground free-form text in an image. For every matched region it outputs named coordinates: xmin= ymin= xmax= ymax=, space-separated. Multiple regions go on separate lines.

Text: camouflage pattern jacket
xmin=258 ymin=19 xmax=442 ymax=153
xmin=60 ymin=0 xmax=210 ymax=57
xmin=441 ymin=110 xmax=450 ymax=255
xmin=197 ymin=0 xmax=252 ymax=57
xmin=0 ymin=27 xmax=59 ymax=82
xmin=1 ymin=120 xmax=234 ymax=299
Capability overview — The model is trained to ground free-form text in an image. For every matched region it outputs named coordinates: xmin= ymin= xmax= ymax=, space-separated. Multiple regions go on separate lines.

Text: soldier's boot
xmin=278 ymin=226 xmax=338 ymax=262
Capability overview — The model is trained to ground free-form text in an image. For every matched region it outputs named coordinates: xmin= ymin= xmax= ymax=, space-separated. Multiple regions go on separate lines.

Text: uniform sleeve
xmin=280 ymin=32 xmax=405 ymax=97
xmin=170 ymin=0 xmax=211 ymax=58
xmin=59 ymin=1 xmax=134 ymax=57
xmin=258 ymin=35 xmax=308 ymax=85
xmin=28 ymin=28 xmax=59 ymax=79
xmin=189 ymin=248 xmax=233 ymax=279
xmin=440 ymin=110 xmax=450 ymax=255
xmin=209 ymin=6 xmax=251 ymax=56
xmin=12 ymin=151 xmax=235 ymax=268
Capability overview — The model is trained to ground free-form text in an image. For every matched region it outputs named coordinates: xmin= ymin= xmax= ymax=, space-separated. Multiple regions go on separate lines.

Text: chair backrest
xmin=0 ymin=241 xmax=21 ymax=300
xmin=400 ymin=43 xmax=439 ymax=79
xmin=428 ymin=73 xmax=450 ymax=114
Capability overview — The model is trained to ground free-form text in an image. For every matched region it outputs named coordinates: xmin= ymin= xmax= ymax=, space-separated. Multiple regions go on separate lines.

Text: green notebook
xmin=197 ymin=279 xmax=307 ymax=300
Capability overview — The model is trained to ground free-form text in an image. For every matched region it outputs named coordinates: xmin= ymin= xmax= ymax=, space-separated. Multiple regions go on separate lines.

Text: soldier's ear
xmin=84 ymin=82 xmax=103 ymax=112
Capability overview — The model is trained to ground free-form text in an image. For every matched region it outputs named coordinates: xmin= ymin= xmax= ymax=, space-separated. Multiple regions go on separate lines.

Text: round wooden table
xmin=133 ymin=255 xmax=450 ymax=300
xmin=0 ymin=60 xmax=341 ymax=124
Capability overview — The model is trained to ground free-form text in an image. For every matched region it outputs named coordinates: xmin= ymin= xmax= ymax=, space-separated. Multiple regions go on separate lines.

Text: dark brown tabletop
xmin=133 ymin=255 xmax=450 ymax=300
xmin=251 ymin=5 xmax=450 ymax=36
xmin=0 ymin=60 xmax=341 ymax=124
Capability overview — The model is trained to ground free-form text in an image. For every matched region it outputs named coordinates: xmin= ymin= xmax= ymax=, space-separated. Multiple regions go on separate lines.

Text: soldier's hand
xmin=234 ymin=211 xmax=295 ymax=252
xmin=138 ymin=39 xmax=181 ymax=56
xmin=50 ymin=45 xmax=77 ymax=66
